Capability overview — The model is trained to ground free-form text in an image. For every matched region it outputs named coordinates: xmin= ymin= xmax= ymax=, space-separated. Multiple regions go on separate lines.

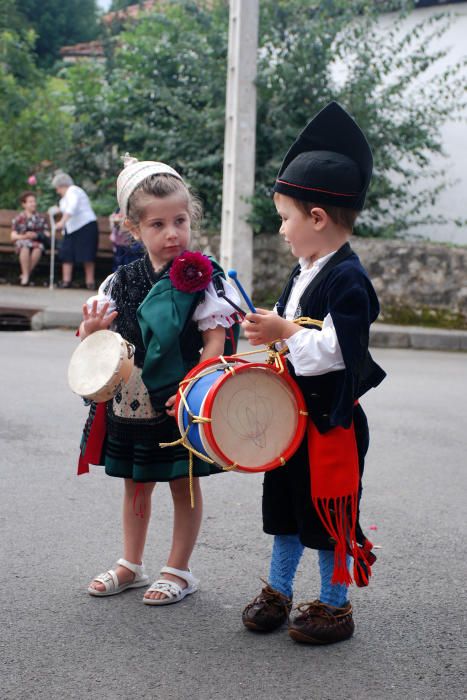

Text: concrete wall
xmin=197 ymin=232 xmax=467 ymax=323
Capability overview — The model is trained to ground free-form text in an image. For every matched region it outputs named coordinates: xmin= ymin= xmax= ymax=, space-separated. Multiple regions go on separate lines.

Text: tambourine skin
xmin=175 ymin=357 xmax=307 ymax=473
xmin=68 ymin=329 xmax=135 ymax=403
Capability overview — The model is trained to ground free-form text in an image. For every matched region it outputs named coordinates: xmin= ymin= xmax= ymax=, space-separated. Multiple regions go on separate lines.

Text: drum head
xmin=68 ymin=330 xmax=123 ymax=398
xmin=201 ymin=364 xmax=306 ymax=472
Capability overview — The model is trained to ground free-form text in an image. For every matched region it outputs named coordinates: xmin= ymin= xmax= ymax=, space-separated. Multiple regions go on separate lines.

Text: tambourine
xmin=68 ymin=329 xmax=135 ymax=403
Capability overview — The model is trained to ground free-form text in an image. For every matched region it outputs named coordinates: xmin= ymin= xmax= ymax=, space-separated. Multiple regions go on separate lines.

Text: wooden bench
xmin=0 ymin=209 xmax=114 ymax=283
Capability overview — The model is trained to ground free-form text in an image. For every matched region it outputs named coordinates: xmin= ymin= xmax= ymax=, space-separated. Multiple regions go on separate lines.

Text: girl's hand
xmin=242 ymin=308 xmax=299 ymax=346
xmin=165 ymin=394 xmax=177 ymax=417
xmin=80 ymin=300 xmax=118 ymax=340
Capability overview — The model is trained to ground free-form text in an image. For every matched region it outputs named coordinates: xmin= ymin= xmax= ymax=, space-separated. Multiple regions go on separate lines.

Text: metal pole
xmin=220 ymin=0 xmax=259 ymax=300
xmin=48 ymin=206 xmax=60 ymax=289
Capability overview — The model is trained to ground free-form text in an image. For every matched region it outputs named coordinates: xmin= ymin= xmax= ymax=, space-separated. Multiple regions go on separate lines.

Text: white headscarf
xmin=116 ymin=154 xmax=183 ymax=216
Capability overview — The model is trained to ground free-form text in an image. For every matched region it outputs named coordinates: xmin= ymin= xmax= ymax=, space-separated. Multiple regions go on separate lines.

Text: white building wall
xmin=382 ymin=3 xmax=467 ymax=244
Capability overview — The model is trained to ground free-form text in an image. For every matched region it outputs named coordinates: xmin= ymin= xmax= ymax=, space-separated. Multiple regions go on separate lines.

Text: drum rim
xmin=174 ymin=356 xmax=250 ymax=457
xmin=200 ymin=362 xmax=308 ymax=473
xmin=176 ymin=366 xmax=227 ymax=461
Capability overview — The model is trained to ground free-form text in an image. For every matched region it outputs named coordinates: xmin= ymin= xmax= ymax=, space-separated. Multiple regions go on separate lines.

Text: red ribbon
xmin=77 ymin=402 xmax=107 ymax=475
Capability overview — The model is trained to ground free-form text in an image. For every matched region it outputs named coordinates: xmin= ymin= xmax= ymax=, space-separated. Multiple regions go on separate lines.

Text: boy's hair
xmin=294 ymin=198 xmax=359 ymax=231
xmin=127 ymin=174 xmax=203 ymax=231
xmin=19 ymin=191 xmax=36 ymax=205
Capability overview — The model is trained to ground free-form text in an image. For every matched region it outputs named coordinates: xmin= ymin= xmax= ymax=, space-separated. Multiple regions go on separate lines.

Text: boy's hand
xmin=165 ymin=394 xmax=177 ymax=417
xmin=80 ymin=300 xmax=118 ymax=340
xmin=242 ymin=308 xmax=299 ymax=346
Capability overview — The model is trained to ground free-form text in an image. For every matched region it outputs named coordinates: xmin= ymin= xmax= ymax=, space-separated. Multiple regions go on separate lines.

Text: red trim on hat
xmin=276 ymin=179 xmax=358 ymax=197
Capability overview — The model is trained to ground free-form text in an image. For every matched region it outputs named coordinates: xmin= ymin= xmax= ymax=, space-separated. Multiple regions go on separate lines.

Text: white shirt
xmin=87 ymin=275 xmax=242 ymax=332
xmin=280 ymin=251 xmax=345 ymax=376
xmin=59 ymin=185 xmax=96 ymax=234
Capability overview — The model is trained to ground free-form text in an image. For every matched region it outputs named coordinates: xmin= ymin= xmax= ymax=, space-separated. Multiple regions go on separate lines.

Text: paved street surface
xmin=1 ymin=331 xmax=465 ymax=700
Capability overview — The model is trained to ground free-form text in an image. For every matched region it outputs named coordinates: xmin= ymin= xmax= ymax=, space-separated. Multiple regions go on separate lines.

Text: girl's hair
xmin=127 ymin=173 xmax=203 ymax=230
xmin=19 ymin=191 xmax=36 ymax=204
xmin=294 ymin=198 xmax=359 ymax=230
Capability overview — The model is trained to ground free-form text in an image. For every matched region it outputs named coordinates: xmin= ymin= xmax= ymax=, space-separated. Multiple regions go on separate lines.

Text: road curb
xmin=370 ymin=323 xmax=467 ymax=352
xmin=31 ymin=309 xmax=82 ymax=331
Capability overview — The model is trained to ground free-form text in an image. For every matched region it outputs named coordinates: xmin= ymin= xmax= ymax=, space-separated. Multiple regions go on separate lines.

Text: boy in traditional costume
xmin=242 ymin=102 xmax=386 ymax=644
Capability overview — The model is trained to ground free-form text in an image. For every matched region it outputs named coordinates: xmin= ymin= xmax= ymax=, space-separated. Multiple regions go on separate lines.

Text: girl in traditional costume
xmin=78 ymin=156 xmax=240 ymax=605
xmin=241 ymin=102 xmax=385 ymax=644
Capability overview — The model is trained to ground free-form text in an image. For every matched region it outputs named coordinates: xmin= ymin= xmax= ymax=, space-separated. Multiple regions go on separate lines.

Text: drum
xmin=68 ymin=329 xmax=135 ymax=403
xmin=175 ymin=357 xmax=308 ymax=473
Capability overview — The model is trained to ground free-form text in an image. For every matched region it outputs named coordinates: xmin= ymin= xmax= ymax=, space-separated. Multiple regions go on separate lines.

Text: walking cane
xmin=48 ymin=206 xmax=60 ymax=289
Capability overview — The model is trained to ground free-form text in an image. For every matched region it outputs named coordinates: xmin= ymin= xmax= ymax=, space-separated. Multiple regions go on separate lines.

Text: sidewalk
xmin=1 ymin=283 xmax=466 ymax=351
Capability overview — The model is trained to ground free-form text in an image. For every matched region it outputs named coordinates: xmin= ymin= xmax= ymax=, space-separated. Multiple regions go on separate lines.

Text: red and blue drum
xmin=175 ymin=357 xmax=307 ymax=473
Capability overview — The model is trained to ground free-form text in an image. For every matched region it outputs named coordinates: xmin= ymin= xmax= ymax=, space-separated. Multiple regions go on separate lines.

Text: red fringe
xmin=313 ymin=494 xmax=357 ymax=586
xmin=307 ymin=415 xmax=376 ymax=587
xmin=313 ymin=495 xmax=376 ymax=586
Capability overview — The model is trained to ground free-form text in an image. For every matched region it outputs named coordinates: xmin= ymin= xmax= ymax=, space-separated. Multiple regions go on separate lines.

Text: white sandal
xmin=87 ymin=558 xmax=149 ymax=597
xmin=143 ymin=565 xmax=199 ymax=606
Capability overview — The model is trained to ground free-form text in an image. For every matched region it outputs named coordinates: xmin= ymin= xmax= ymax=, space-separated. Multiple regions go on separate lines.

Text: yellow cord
xmin=160 ymin=328 xmax=323 ymax=508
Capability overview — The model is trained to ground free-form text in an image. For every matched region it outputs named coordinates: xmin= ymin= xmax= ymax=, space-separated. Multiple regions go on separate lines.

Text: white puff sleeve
xmin=85 ymin=273 xmax=117 ymax=315
xmin=193 ymin=278 xmax=242 ymax=331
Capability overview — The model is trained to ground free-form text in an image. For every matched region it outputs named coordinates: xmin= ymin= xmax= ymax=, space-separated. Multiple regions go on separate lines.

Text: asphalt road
xmin=1 ymin=330 xmax=466 ymax=700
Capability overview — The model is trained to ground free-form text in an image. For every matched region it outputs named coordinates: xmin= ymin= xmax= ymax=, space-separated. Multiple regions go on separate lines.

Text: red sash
xmin=77 ymin=402 xmax=107 ymax=475
xmin=307 ymin=416 xmax=374 ymax=586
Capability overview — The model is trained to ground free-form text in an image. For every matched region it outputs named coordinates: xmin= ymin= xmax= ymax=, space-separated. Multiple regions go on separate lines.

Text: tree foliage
xmin=0 ymin=13 xmax=72 ymax=208
xmin=109 ymin=0 xmax=138 ymax=10
xmin=1 ymin=0 xmax=465 ymax=236
xmin=18 ymin=0 xmax=99 ymax=67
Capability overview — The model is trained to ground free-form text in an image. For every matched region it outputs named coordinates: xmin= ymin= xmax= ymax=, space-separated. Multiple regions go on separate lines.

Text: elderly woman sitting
xmin=52 ymin=172 xmax=99 ymax=289
xmin=11 ymin=191 xmax=50 ymax=286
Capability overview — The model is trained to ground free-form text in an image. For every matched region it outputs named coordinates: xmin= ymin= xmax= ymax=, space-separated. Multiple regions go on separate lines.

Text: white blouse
xmin=87 ymin=274 xmax=242 ymax=332
xmin=60 ymin=185 xmax=96 ymax=234
xmin=279 ymin=252 xmax=345 ymax=376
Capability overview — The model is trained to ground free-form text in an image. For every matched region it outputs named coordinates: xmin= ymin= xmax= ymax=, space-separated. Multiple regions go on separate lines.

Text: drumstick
xmin=215 ymin=289 xmax=246 ymax=318
xmin=227 ymin=270 xmax=257 ymax=313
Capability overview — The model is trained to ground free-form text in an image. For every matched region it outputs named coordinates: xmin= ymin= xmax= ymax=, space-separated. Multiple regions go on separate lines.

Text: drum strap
xmin=307 ymin=413 xmax=375 ymax=587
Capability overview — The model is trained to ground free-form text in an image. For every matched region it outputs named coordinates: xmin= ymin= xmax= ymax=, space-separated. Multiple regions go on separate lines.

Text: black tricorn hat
xmin=273 ymin=101 xmax=373 ymax=211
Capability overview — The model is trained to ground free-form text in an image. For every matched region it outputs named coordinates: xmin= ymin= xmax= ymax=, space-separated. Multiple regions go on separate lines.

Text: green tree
xmin=7 ymin=0 xmax=465 ymax=235
xmin=65 ymin=0 xmax=229 ymax=218
xmin=0 ymin=16 xmax=72 ymax=208
xmin=251 ymin=0 xmax=466 ymax=236
xmin=109 ymin=0 xmax=138 ymax=10
xmin=20 ymin=0 xmax=99 ymax=67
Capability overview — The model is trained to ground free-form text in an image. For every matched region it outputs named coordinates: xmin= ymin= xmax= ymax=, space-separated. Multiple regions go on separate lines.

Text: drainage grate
xmin=0 ymin=313 xmax=32 ymax=331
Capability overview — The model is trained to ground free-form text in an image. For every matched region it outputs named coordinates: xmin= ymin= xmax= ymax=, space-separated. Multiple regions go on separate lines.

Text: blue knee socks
xmin=268 ymin=538 xmax=351 ymax=605
xmin=318 ymin=549 xmax=351 ymax=608
xmin=268 ymin=534 xmax=304 ymax=599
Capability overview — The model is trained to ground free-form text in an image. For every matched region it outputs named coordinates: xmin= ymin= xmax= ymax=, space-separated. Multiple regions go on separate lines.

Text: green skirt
xmin=104 ymin=430 xmax=221 ymax=482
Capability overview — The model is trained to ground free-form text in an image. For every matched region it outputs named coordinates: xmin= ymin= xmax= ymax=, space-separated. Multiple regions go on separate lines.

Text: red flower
xmin=169 ymin=251 xmax=213 ymax=293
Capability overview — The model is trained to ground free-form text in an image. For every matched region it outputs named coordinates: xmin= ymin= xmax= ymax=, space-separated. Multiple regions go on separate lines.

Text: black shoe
xmin=57 ymin=281 xmax=72 ymax=289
